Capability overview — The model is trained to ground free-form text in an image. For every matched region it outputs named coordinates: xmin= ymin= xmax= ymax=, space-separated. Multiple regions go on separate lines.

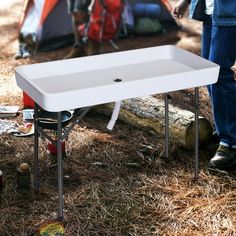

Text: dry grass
xmin=1 ymin=1 xmax=236 ymax=235
xmin=2 ymin=120 xmax=236 ymax=235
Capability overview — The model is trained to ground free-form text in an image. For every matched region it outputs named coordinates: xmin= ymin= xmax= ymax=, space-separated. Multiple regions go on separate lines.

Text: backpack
xmin=87 ymin=0 xmax=123 ymax=42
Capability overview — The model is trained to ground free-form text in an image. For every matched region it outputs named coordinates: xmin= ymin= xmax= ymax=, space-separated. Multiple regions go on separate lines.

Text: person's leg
xmin=202 ymin=17 xmax=212 ymax=60
xmin=208 ymin=25 xmax=236 ymax=168
xmin=87 ymin=39 xmax=101 ymax=56
xmin=71 ymin=0 xmax=90 ymax=47
xmin=15 ymin=33 xmax=24 ymax=59
xmin=65 ymin=0 xmax=91 ymax=58
xmin=15 ymin=33 xmax=30 ymax=59
xmin=202 ymin=17 xmax=220 ymax=142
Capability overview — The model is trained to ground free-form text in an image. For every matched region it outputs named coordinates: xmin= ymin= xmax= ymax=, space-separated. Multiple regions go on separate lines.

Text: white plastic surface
xmin=107 ymin=101 xmax=121 ymax=130
xmin=15 ymin=45 xmax=220 ymax=112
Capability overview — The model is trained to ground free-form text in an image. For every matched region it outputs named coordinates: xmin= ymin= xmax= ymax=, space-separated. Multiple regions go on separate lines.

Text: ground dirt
xmin=1 ymin=1 xmax=236 ymax=235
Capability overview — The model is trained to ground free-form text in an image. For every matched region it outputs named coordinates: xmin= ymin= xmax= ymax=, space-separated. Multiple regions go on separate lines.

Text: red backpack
xmin=87 ymin=0 xmax=123 ymax=42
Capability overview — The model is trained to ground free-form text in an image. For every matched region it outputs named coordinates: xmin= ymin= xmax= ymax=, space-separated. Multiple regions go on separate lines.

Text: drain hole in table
xmin=114 ymin=78 xmax=122 ymax=82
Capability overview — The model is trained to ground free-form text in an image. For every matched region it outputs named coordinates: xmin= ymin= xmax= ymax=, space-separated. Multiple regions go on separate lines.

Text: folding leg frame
xmin=33 ymin=87 xmax=200 ymax=219
xmin=33 ymin=104 xmax=91 ymax=219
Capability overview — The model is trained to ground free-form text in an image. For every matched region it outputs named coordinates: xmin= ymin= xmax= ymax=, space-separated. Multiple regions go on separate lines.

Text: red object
xmin=47 ymin=140 xmax=66 ymax=155
xmin=87 ymin=0 xmax=123 ymax=42
xmin=0 ymin=170 xmax=3 ymax=188
xmin=23 ymin=92 xmax=34 ymax=108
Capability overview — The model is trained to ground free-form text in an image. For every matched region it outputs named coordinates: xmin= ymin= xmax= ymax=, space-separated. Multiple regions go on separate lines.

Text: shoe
xmin=14 ymin=51 xmax=22 ymax=59
xmin=209 ymin=145 xmax=236 ymax=169
xmin=15 ymin=43 xmax=31 ymax=59
xmin=64 ymin=45 xmax=86 ymax=59
xmin=22 ymin=44 xmax=30 ymax=59
xmin=14 ymin=43 xmax=23 ymax=59
xmin=22 ymin=50 xmax=30 ymax=59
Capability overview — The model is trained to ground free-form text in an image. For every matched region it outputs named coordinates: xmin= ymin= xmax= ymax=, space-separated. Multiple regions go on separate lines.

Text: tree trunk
xmin=93 ymin=96 xmax=213 ymax=149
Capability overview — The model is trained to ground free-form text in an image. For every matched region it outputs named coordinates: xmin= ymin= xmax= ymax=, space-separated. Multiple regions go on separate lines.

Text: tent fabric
xmin=20 ymin=0 xmax=73 ymax=51
xmin=123 ymin=0 xmax=179 ymax=35
xmin=19 ymin=0 xmax=178 ymax=52
xmin=40 ymin=0 xmax=58 ymax=26
xmin=21 ymin=0 xmax=44 ymax=37
xmin=129 ymin=0 xmax=174 ymax=21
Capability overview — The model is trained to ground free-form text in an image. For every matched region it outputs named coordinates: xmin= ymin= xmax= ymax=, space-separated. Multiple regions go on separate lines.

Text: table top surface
xmin=15 ymin=45 xmax=219 ymax=112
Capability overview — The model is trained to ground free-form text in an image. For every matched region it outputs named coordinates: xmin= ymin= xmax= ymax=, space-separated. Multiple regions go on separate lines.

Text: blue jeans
xmin=202 ymin=17 xmax=236 ymax=148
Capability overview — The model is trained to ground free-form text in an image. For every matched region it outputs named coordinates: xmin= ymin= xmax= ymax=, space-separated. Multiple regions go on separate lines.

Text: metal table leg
xmin=164 ymin=93 xmax=169 ymax=158
xmin=33 ymin=107 xmax=90 ymax=219
xmin=34 ymin=103 xmax=39 ymax=192
xmin=57 ymin=112 xmax=64 ymax=219
xmin=194 ymin=87 xmax=199 ymax=180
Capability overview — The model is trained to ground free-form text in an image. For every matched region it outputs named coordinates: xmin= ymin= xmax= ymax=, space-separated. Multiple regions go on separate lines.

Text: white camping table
xmin=15 ymin=45 xmax=219 ymax=219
